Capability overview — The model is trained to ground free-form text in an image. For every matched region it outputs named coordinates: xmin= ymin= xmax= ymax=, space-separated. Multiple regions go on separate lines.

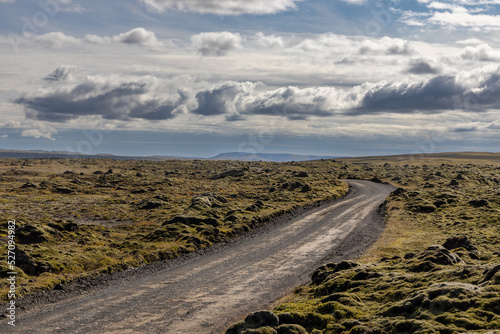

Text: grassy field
xmin=0 ymin=158 xmax=347 ymax=298
xmin=229 ymin=155 xmax=500 ymax=334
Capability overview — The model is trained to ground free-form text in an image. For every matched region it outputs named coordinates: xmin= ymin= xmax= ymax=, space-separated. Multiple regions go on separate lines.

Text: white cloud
xmin=191 ymin=32 xmax=242 ymax=56
xmin=29 ymin=31 xmax=81 ymax=48
xmin=254 ymin=33 xmax=285 ymax=49
xmin=113 ymin=28 xmax=163 ymax=47
xmin=21 ymin=123 xmax=58 ymax=140
xmin=9 ymin=28 xmax=166 ymax=50
xmin=83 ymin=34 xmax=112 ymax=45
xmin=3 ymin=120 xmax=22 ymax=128
xmin=405 ymin=1 xmax=500 ymax=31
xmin=460 ymin=43 xmax=499 ymax=61
xmin=137 ymin=0 xmax=302 ymax=15
xmin=429 ymin=7 xmax=500 ymax=30
xmin=86 ymin=28 xmax=163 ymax=47
xmin=456 ymin=38 xmax=485 ymax=44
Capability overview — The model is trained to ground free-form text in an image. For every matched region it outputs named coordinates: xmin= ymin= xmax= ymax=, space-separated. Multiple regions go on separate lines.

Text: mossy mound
xmin=230 ymin=240 xmax=500 ymax=333
xmin=226 ymin=311 xmax=304 ymax=334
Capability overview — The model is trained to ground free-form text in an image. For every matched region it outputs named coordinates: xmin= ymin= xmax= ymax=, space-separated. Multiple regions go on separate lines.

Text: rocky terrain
xmin=228 ymin=158 xmax=500 ymax=333
xmin=0 ymin=158 xmax=346 ymax=298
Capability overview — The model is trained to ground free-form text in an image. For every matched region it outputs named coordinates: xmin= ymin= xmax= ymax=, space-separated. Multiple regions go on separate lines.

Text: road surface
xmin=3 ymin=180 xmax=394 ymax=334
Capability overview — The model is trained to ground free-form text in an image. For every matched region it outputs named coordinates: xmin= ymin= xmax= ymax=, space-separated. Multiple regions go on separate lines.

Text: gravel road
xmin=3 ymin=180 xmax=394 ymax=334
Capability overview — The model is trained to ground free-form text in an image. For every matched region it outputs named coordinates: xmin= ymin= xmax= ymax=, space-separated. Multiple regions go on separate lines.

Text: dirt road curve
xmin=5 ymin=180 xmax=394 ymax=334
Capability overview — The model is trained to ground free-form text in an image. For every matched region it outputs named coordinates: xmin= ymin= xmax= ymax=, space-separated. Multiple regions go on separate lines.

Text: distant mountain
xmin=210 ymin=152 xmax=345 ymax=162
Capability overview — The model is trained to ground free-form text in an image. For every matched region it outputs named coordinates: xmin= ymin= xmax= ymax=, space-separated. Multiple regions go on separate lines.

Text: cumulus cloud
xmin=356 ymin=68 xmax=500 ymax=113
xmin=3 ymin=120 xmax=21 ymax=128
xmin=246 ymin=86 xmax=346 ymax=119
xmin=44 ymin=65 xmax=77 ymax=82
xmin=21 ymin=123 xmax=57 ymax=140
xmin=243 ymin=68 xmax=500 ymax=117
xmin=113 ymin=28 xmax=162 ymax=47
xmin=15 ymin=67 xmax=500 ymax=124
xmin=460 ymin=43 xmax=499 ymax=61
xmin=191 ymin=32 xmax=242 ymax=56
xmin=10 ymin=28 xmax=164 ymax=50
xmin=85 ymin=28 xmax=163 ymax=47
xmin=30 ymin=32 xmax=81 ymax=48
xmin=254 ymin=32 xmax=285 ymax=49
xmin=429 ymin=6 xmax=500 ymax=30
xmin=16 ymin=75 xmax=190 ymax=122
xmin=405 ymin=58 xmax=440 ymax=74
xmin=137 ymin=0 xmax=302 ymax=15
xmin=292 ymin=34 xmax=417 ymax=58
xmin=192 ymin=82 xmax=255 ymax=117
xmin=403 ymin=2 xmax=500 ymax=31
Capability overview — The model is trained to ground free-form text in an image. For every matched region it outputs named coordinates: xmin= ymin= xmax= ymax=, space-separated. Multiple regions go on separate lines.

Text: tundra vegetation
xmin=0 ymin=158 xmax=346 ymax=298
xmin=1 ymin=155 xmax=499 ymax=333
xmin=228 ymin=156 xmax=500 ymax=334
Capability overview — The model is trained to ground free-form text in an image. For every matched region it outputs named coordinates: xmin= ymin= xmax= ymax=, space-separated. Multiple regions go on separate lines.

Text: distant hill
xmin=5 ymin=148 xmax=498 ymax=163
xmin=209 ymin=152 xmax=344 ymax=162
xmin=342 ymin=151 xmax=500 ymax=163
xmin=0 ymin=149 xmax=187 ymax=161
xmin=0 ymin=149 xmax=344 ymax=162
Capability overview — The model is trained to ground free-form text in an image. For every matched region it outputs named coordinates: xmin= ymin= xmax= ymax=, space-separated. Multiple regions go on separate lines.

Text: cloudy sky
xmin=1 ymin=0 xmax=500 ymax=157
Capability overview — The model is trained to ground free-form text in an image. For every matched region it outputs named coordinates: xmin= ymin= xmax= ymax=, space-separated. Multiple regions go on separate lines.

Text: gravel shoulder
xmin=2 ymin=180 xmax=394 ymax=334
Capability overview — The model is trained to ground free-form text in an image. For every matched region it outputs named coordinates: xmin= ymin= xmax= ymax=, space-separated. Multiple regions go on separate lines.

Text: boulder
xmin=409 ymin=245 xmax=463 ymax=272
xmin=479 ymin=264 xmax=500 ymax=284
xmin=138 ymin=199 xmax=164 ymax=210
xmin=443 ymin=236 xmax=478 ymax=252
xmin=468 ymin=199 xmax=489 ymax=208
xmin=191 ymin=196 xmax=212 ymax=209
xmin=301 ymin=184 xmax=312 ymax=192
xmin=14 ymin=249 xmax=39 ymax=276
xmin=17 ymin=224 xmax=56 ymax=244
xmin=392 ymin=187 xmax=406 ymax=196
xmin=20 ymin=182 xmax=37 ymax=189
xmin=53 ymin=187 xmax=74 ymax=194
xmin=163 ymin=216 xmax=219 ymax=227
xmin=213 ymin=169 xmax=246 ymax=180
